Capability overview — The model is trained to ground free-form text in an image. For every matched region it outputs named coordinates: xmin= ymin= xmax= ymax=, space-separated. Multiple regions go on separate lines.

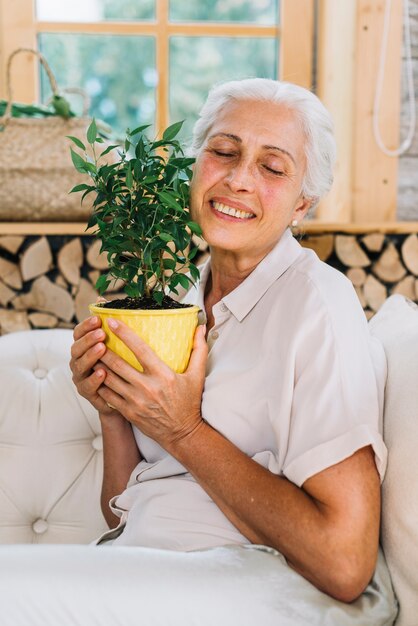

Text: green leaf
xmin=83 ymin=161 xmax=97 ymax=175
xmin=126 ymin=164 xmax=133 ymax=189
xmin=162 ymin=120 xmax=184 ymax=141
xmin=87 ymin=214 xmax=97 ymax=229
xmin=100 ymin=144 xmax=120 ymax=157
xmin=81 ymin=187 xmax=95 ymax=203
xmin=189 ymin=264 xmax=200 ymax=281
xmin=130 ymin=124 xmax=151 ymax=136
xmin=87 ymin=119 xmax=98 ymax=144
xmin=67 ymin=135 xmax=86 ymax=151
xmin=158 ymin=232 xmax=172 ymax=242
xmin=125 ymin=283 xmax=139 ymax=298
xmin=170 ymin=157 xmax=195 ymax=168
xmin=187 ymin=221 xmax=203 ymax=236
xmin=188 ymin=246 xmax=199 ymax=261
xmin=95 ymin=274 xmax=111 ymax=295
xmin=163 ymin=258 xmax=176 ymax=270
xmin=177 ymin=273 xmax=190 ymax=289
xmin=70 ymin=148 xmax=88 ymax=173
xmin=51 ymin=94 xmax=72 ymax=119
xmin=152 ymin=291 xmax=164 ymax=306
xmin=69 ymin=183 xmax=91 ymax=193
xmin=157 ymin=190 xmax=181 ymax=212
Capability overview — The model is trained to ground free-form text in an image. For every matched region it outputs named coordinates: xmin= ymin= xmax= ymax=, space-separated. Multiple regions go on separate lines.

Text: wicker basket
xmin=0 ymin=48 xmax=96 ymax=222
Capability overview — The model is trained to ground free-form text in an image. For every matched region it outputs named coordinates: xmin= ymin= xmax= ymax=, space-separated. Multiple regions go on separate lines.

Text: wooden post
xmin=315 ymin=0 xmax=403 ymax=224
xmin=316 ymin=0 xmax=357 ymax=222
xmin=352 ymin=0 xmax=403 ymax=222
xmin=155 ymin=0 xmax=169 ymax=136
xmin=0 ymin=0 xmax=37 ymax=102
xmin=280 ymin=0 xmax=314 ymax=88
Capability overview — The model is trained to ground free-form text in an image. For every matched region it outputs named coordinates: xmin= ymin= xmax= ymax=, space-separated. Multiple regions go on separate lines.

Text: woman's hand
xmin=95 ymin=319 xmax=208 ymax=450
xmin=70 ymin=315 xmax=123 ymax=421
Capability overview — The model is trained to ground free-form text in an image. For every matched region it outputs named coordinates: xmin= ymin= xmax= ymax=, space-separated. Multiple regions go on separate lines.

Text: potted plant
xmin=69 ymin=119 xmax=202 ymax=373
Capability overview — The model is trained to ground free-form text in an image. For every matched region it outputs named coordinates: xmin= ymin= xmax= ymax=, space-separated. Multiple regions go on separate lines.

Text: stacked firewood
xmin=299 ymin=233 xmax=418 ymax=319
xmin=0 ymin=236 xmax=116 ymax=334
xmin=0 ymin=232 xmax=417 ymax=334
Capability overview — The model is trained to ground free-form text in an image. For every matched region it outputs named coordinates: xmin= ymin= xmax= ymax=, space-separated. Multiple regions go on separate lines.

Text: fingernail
xmin=90 ymin=316 xmax=98 ymax=325
xmin=108 ymin=318 xmax=118 ymax=330
xmin=95 ymin=369 xmax=104 ymax=377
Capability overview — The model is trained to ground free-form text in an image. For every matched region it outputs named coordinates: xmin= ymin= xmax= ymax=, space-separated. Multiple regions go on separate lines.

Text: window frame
xmin=0 ymin=0 xmax=314 ymax=134
xmin=1 ymin=1 xmax=408 ymax=225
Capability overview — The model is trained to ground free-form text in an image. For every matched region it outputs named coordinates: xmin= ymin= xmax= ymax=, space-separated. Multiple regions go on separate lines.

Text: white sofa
xmin=0 ymin=295 xmax=417 ymax=625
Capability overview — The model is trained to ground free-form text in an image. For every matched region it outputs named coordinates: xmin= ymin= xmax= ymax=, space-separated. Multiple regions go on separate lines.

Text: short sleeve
xmin=281 ymin=273 xmax=387 ymax=487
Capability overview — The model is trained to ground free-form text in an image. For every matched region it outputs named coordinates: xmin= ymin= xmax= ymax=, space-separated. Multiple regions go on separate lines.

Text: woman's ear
xmin=292 ymin=196 xmax=313 ymax=223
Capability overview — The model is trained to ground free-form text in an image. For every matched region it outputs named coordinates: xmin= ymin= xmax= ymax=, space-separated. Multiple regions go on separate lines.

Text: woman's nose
xmin=224 ymin=161 xmax=255 ymax=193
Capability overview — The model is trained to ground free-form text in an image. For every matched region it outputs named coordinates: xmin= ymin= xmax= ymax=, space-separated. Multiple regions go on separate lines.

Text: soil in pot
xmin=98 ymin=296 xmax=192 ymax=310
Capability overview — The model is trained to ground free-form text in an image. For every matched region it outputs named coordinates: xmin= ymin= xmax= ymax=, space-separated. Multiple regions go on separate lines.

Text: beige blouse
xmin=109 ymin=228 xmax=387 ymax=551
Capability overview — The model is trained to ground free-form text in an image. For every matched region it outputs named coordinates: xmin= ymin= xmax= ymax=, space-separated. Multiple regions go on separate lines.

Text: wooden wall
xmin=397 ymin=0 xmax=418 ymax=220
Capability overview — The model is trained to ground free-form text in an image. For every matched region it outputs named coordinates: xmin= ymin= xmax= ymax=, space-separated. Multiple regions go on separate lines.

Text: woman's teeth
xmin=212 ymin=201 xmax=254 ymax=220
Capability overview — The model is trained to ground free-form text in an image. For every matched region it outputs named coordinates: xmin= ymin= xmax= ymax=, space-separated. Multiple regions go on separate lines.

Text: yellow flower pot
xmin=89 ymin=303 xmax=200 ymax=373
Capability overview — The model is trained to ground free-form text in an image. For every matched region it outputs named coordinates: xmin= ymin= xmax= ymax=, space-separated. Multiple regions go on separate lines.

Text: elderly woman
xmin=70 ymin=79 xmax=397 ymax=623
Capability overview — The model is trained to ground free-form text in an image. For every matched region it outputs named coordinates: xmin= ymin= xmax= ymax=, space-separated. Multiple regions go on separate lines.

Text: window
xmin=0 ymin=0 xmax=314 ymax=141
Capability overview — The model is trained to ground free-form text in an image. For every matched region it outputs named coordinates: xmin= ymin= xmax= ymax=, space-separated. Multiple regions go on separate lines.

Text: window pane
xmin=36 ymin=0 xmax=155 ymax=22
xmin=38 ymin=34 xmax=156 ymax=134
xmin=170 ymin=0 xmax=278 ymax=25
xmin=169 ymin=37 xmax=277 ymax=140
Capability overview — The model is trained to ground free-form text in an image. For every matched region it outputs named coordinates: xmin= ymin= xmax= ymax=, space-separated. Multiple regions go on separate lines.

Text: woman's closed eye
xmin=212 ymin=149 xmax=236 ymax=158
xmin=262 ymin=164 xmax=285 ymax=176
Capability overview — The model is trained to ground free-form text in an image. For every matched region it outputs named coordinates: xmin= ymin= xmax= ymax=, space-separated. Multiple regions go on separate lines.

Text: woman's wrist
xmin=98 ymin=410 xmax=129 ymax=432
xmin=166 ymin=417 xmax=209 ymax=460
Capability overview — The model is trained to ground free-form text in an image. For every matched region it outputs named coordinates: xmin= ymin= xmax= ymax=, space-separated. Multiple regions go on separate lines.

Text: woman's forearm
xmin=99 ymin=415 xmax=141 ymax=528
xmin=167 ymin=422 xmax=380 ymax=602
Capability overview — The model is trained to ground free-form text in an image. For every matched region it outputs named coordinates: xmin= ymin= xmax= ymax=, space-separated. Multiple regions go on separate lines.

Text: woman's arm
xmin=70 ymin=316 xmax=141 ymax=527
xmin=98 ymin=413 xmax=141 ymax=527
xmin=96 ymin=319 xmax=380 ymax=601
xmin=168 ymin=425 xmax=380 ymax=603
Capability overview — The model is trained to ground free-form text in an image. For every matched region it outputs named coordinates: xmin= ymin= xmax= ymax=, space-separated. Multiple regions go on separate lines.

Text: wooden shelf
xmin=0 ymin=223 xmax=94 ymax=235
xmin=298 ymin=221 xmax=418 ymax=234
xmin=0 ymin=222 xmax=417 ymax=236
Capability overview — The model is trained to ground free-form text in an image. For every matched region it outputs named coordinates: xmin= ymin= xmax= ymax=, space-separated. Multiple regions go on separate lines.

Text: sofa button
xmin=92 ymin=435 xmax=103 ymax=451
xmin=33 ymin=368 xmax=47 ymax=379
xmin=32 ymin=519 xmax=48 ymax=534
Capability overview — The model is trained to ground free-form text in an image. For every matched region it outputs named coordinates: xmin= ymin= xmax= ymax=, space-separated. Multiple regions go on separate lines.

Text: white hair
xmin=190 ymin=78 xmax=336 ymax=208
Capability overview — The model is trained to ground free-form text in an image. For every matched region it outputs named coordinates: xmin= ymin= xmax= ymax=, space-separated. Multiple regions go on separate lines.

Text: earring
xmin=291 ymin=219 xmax=298 ymax=228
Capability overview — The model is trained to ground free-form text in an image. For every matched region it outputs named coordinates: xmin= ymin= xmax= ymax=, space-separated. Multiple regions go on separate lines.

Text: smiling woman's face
xmin=190 ymin=99 xmax=311 ymax=263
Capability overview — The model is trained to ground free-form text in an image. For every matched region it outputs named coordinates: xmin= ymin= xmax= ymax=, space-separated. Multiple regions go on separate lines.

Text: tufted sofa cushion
xmin=369 ymin=295 xmax=418 ymax=626
xmin=0 ymin=329 xmax=107 ymax=544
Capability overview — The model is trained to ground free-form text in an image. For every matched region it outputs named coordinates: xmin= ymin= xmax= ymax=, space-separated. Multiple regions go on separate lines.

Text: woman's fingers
xmin=94 ymin=360 xmax=131 ymax=397
xmin=71 ymin=326 xmax=106 ymax=360
xmin=70 ymin=319 xmax=106 ymax=382
xmin=186 ymin=325 xmax=208 ymax=380
xmin=72 ymin=341 xmax=106 ymax=382
xmin=97 ymin=382 xmax=126 ymax=413
xmin=73 ymin=315 xmax=102 ymax=341
xmin=99 ymin=347 xmax=140 ymax=385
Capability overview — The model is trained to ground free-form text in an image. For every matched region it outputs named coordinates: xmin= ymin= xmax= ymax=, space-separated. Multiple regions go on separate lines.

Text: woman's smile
xmin=210 ymin=199 xmax=255 ymax=221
